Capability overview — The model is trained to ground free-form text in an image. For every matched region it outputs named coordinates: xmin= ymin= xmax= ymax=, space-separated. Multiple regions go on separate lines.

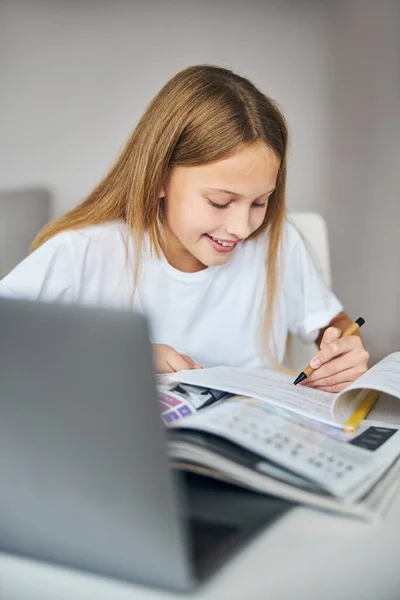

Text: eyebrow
xmin=206 ymin=187 xmax=276 ymax=198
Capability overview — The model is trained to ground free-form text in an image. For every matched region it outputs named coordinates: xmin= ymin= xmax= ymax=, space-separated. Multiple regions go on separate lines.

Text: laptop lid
xmin=0 ymin=298 xmax=194 ymax=591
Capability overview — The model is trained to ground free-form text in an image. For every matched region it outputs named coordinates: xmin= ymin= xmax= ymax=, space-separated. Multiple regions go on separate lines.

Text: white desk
xmin=2 ymin=495 xmax=400 ymax=600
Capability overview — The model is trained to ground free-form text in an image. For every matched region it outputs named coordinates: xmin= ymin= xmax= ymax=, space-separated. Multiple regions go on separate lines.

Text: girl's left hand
xmin=302 ymin=327 xmax=369 ymax=392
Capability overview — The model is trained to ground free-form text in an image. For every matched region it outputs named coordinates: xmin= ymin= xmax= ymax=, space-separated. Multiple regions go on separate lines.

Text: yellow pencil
xmin=343 ymin=389 xmax=381 ymax=434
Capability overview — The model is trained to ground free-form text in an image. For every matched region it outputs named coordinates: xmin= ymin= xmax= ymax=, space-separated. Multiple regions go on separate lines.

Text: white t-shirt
xmin=0 ymin=220 xmax=342 ymax=368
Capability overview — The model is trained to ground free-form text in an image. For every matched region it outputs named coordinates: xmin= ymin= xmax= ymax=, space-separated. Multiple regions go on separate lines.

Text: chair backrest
xmin=284 ymin=212 xmax=333 ymax=371
xmin=0 ymin=187 xmax=51 ymax=278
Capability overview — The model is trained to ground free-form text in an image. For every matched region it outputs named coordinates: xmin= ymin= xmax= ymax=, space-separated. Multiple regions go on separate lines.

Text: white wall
xmin=0 ymin=0 xmax=330 ymax=216
xmin=325 ymin=0 xmax=400 ymax=361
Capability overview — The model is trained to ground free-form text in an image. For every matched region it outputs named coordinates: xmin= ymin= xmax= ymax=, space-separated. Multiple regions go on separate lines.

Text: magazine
xmin=158 ymin=352 xmax=400 ymax=520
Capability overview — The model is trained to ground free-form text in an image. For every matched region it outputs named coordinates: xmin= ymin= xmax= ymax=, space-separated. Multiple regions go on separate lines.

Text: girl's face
xmin=161 ymin=143 xmax=280 ymax=272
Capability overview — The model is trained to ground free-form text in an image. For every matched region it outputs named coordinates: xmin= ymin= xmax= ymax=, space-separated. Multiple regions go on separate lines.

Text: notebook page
xmin=161 ymin=366 xmax=338 ymax=426
xmin=332 ymin=353 xmax=400 ymax=423
xmin=367 ymin=393 xmax=400 ymax=425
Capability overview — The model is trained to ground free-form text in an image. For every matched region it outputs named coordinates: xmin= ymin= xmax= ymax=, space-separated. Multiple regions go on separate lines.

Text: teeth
xmin=210 ymin=236 xmax=235 ymax=247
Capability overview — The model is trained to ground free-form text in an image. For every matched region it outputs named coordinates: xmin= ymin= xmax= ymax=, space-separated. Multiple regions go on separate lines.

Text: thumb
xmin=320 ymin=326 xmax=341 ymax=349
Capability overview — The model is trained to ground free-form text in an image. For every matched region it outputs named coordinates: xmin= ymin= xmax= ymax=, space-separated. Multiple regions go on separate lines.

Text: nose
xmin=225 ymin=205 xmax=253 ymax=240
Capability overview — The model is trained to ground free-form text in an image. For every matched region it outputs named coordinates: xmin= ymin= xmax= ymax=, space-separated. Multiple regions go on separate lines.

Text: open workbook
xmin=157 ymin=352 xmax=400 ymax=521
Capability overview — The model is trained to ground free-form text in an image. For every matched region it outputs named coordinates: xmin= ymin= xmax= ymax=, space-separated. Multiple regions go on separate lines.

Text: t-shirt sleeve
xmin=283 ymin=223 xmax=343 ymax=344
xmin=0 ymin=231 xmax=81 ymax=302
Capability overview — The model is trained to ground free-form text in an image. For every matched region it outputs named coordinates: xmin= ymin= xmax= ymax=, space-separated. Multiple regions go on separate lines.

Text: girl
xmin=0 ymin=65 xmax=368 ymax=391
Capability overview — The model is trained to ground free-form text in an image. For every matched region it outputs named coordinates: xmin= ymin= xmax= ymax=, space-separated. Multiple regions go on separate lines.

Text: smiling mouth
xmin=207 ymin=235 xmax=239 ymax=247
xmin=204 ymin=234 xmax=240 ymax=253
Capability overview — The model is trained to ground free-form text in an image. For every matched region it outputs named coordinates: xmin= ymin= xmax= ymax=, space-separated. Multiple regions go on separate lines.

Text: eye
xmin=252 ymin=202 xmax=267 ymax=208
xmin=207 ymin=199 xmax=231 ymax=210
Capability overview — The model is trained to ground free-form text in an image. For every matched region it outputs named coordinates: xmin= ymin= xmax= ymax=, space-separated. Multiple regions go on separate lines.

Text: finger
xmin=181 ymin=354 xmax=196 ymax=367
xmin=181 ymin=354 xmax=203 ymax=369
xmin=166 ymin=351 xmax=195 ymax=372
xmin=310 ymin=336 xmax=366 ymax=369
xmin=304 ymin=351 xmax=368 ymax=384
xmin=303 ymin=365 xmax=365 ymax=389
xmin=320 ymin=326 xmax=341 ymax=349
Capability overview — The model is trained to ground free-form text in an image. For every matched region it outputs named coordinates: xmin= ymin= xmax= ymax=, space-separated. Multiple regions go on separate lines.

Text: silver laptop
xmin=0 ymin=298 xmax=290 ymax=592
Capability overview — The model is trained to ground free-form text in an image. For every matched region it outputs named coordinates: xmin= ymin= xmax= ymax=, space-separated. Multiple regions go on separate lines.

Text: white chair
xmin=284 ymin=212 xmax=333 ymax=372
xmin=0 ymin=187 xmax=51 ymax=278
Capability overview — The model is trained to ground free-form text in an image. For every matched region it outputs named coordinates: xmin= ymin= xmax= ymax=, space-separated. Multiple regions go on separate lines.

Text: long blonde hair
xmin=32 ymin=65 xmax=289 ymax=364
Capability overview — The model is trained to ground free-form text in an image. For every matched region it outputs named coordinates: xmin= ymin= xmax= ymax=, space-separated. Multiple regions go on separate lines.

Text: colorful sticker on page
xmin=158 ymin=390 xmax=196 ymax=425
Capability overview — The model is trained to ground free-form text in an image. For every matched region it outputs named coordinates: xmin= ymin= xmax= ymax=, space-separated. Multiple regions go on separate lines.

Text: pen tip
xmin=293 ymin=372 xmax=307 ymax=386
xmin=355 ymin=317 xmax=365 ymax=327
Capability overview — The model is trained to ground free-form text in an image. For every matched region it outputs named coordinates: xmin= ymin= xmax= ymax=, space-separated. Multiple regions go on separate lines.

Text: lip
xmin=204 ymin=234 xmax=239 ymax=253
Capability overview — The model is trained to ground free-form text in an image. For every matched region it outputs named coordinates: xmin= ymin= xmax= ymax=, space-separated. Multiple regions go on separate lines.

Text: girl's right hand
xmin=153 ymin=344 xmax=203 ymax=374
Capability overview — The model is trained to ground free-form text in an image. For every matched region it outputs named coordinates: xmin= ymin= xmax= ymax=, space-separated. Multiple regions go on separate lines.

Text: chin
xmin=192 ymin=238 xmax=236 ymax=268
xmin=202 ymin=252 xmax=233 ymax=267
